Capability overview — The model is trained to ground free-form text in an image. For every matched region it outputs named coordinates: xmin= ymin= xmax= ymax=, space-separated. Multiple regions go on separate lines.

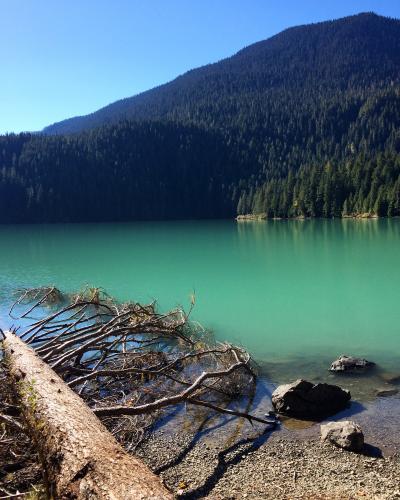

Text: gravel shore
xmin=137 ymin=430 xmax=400 ymax=499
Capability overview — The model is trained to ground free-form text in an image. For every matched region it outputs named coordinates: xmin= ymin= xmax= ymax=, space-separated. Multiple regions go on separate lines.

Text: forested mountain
xmin=1 ymin=12 xmax=400 ymax=222
xmin=0 ymin=123 xmax=244 ymax=222
xmin=44 ymin=12 xmax=400 ymax=135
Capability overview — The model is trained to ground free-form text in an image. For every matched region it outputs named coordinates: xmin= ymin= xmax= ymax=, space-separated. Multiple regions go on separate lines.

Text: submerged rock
xmin=376 ymin=387 xmax=399 ymax=397
xmin=380 ymin=373 xmax=400 ymax=385
xmin=320 ymin=420 xmax=364 ymax=452
xmin=271 ymin=379 xmax=351 ymax=419
xmin=330 ymin=355 xmax=375 ymax=373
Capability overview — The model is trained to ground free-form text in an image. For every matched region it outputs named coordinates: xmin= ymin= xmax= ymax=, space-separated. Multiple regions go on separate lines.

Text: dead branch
xmin=9 ymin=286 xmax=63 ymax=319
xmin=0 ymin=413 xmax=24 ymax=431
xmin=3 ymin=285 xmax=278 ymax=495
xmin=92 ymin=355 xmax=254 ymax=417
xmin=186 ymin=398 xmax=276 ymax=426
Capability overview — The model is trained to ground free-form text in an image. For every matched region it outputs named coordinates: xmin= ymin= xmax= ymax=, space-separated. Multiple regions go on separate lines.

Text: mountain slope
xmin=1 ymin=12 xmax=399 ymax=223
xmin=43 ymin=12 xmax=400 ymax=135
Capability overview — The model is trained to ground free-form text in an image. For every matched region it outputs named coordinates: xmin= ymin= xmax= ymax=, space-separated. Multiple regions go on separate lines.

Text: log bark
xmin=3 ymin=331 xmax=172 ymax=500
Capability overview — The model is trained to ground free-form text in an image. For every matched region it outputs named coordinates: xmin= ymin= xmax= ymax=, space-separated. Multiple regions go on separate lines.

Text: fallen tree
xmin=1 ymin=287 xmax=276 ymax=498
xmin=2 ymin=331 xmax=172 ymax=499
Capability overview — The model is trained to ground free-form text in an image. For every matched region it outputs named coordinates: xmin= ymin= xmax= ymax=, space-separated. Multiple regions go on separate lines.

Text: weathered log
xmin=3 ymin=331 xmax=172 ymax=500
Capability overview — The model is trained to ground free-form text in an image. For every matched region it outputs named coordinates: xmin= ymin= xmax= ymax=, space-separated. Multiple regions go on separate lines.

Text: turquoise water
xmin=1 ymin=219 xmax=399 ymax=377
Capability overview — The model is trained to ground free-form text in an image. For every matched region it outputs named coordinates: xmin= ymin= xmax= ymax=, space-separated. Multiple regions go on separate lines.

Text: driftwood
xmin=1 ymin=287 xmax=277 ymax=497
xmin=3 ymin=331 xmax=172 ymax=499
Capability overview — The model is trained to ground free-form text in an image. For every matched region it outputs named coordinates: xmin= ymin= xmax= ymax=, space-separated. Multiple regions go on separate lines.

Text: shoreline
xmin=236 ymin=213 xmax=382 ymax=221
xmin=2 ymin=335 xmax=399 ymax=498
xmin=135 ymin=377 xmax=400 ymax=498
xmin=137 ymin=430 xmax=400 ymax=499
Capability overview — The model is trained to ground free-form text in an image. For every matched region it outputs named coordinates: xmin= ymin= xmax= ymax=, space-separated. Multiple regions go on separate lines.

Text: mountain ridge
xmin=43 ymin=12 xmax=400 ymax=135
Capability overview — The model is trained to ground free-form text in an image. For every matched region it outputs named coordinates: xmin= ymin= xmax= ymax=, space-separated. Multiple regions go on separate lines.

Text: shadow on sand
xmin=152 ymin=381 xmax=279 ymax=498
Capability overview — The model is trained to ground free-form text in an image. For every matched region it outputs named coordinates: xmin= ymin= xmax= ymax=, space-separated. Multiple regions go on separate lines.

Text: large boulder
xmin=330 ymin=355 xmax=375 ymax=373
xmin=320 ymin=420 xmax=364 ymax=452
xmin=272 ymin=379 xmax=351 ymax=419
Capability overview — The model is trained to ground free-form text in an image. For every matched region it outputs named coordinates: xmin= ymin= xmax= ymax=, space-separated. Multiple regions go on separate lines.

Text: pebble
xmin=135 ymin=431 xmax=400 ymax=499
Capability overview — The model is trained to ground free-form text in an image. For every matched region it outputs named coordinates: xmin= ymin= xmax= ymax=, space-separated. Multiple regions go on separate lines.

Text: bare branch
xmin=6 ymin=286 xmax=273 ymax=455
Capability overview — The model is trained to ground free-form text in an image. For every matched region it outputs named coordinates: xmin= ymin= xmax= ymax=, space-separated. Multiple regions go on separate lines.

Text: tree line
xmin=1 ymin=13 xmax=400 ymax=223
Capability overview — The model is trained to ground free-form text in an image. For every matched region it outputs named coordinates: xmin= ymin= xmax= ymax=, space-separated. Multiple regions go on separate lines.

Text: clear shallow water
xmin=0 ymin=219 xmax=399 ymax=388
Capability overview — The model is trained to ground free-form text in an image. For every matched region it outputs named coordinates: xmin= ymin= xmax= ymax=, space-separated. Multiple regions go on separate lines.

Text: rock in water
xmin=271 ymin=379 xmax=351 ymax=418
xmin=375 ymin=387 xmax=399 ymax=397
xmin=380 ymin=372 xmax=400 ymax=385
xmin=330 ymin=355 xmax=375 ymax=373
xmin=320 ymin=420 xmax=364 ymax=452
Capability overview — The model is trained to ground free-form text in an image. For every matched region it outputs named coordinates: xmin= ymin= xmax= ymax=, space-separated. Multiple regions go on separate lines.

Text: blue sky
xmin=1 ymin=0 xmax=400 ymax=134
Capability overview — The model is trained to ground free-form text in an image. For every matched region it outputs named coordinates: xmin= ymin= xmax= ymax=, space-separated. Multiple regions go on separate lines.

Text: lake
xmin=1 ymin=219 xmax=400 ymax=398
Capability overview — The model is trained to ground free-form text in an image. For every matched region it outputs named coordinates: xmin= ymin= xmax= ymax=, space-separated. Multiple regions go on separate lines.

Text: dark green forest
xmin=1 ymin=13 xmax=400 ymax=223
